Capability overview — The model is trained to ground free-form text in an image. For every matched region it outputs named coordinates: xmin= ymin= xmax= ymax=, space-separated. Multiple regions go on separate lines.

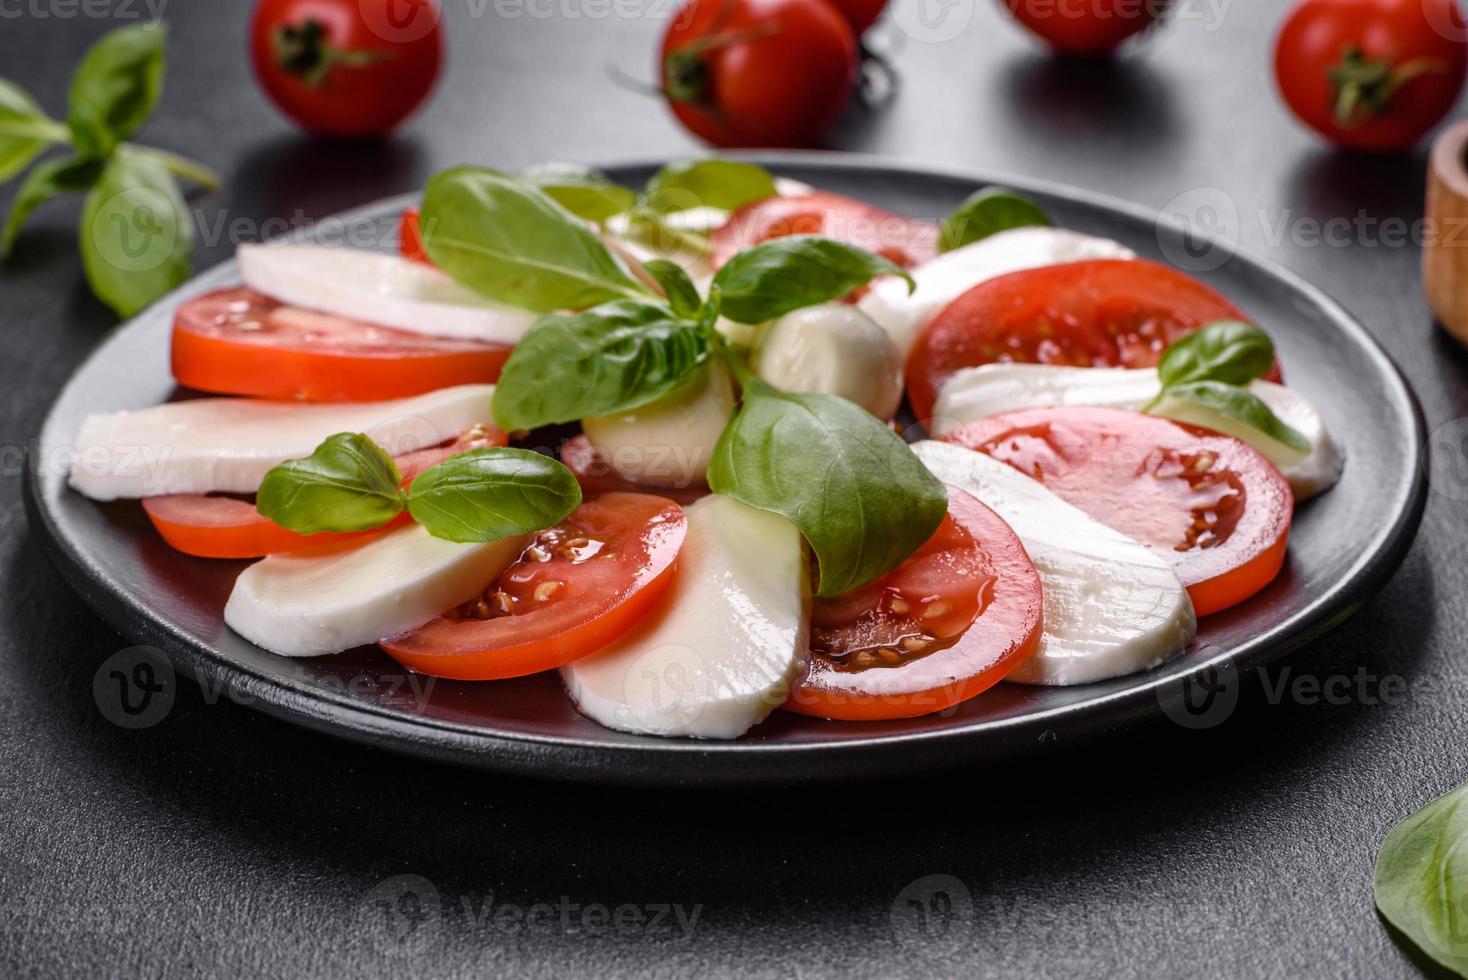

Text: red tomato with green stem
xmin=249 ymin=0 xmax=444 ymax=138
xmin=1275 ymin=0 xmax=1468 ymax=151
xmin=998 ymin=0 xmax=1165 ymax=56
xmin=660 ymin=0 xmax=858 ymax=147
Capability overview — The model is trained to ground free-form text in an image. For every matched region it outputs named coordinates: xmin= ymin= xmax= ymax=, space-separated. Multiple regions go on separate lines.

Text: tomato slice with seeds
xmin=143 ymin=426 xmax=506 ymax=559
xmin=905 ymin=259 xmax=1283 ymax=421
xmin=171 ymin=288 xmax=511 ymax=402
xmin=783 ymin=485 xmax=1044 ymax=721
xmin=710 ymin=191 xmax=939 ymax=271
xmin=946 ymin=406 xmax=1293 ymax=617
xmin=559 ymin=434 xmax=709 ymax=506
xmin=379 ymin=493 xmax=688 ymax=680
xmin=400 ymin=207 xmax=430 ymax=264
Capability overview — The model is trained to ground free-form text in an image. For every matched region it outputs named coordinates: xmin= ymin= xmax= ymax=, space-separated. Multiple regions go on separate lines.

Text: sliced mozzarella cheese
xmin=225 ymin=523 xmax=528 ymax=657
xmin=69 ymin=384 xmax=493 ymax=501
xmin=753 ymin=303 xmax=904 ymax=419
xmin=561 ymin=494 xmax=810 ymax=738
xmin=932 ymin=364 xmax=1343 ymax=499
xmin=857 ymin=227 xmax=1136 ymax=358
xmin=912 ymin=440 xmax=1196 ymax=686
xmin=237 ymin=245 xmax=537 ymax=345
xmin=580 ymin=361 xmax=734 ymax=489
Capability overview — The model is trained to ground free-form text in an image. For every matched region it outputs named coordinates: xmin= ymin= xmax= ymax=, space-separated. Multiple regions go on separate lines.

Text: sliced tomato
xmin=560 ymin=434 xmax=709 ymax=506
xmin=380 ymin=493 xmax=687 ymax=680
xmin=905 ymin=258 xmax=1283 ymax=421
xmin=946 ymin=406 xmax=1292 ymax=617
xmin=172 ymin=288 xmax=511 ymax=402
xmin=143 ymin=426 xmax=505 ymax=559
xmin=400 ymin=207 xmax=431 ymax=264
xmin=710 ymin=191 xmax=939 ymax=271
xmin=783 ymin=486 xmax=1043 ymax=721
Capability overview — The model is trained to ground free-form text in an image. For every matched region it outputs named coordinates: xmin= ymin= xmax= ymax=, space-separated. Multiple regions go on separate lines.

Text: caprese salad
xmin=67 ymin=159 xmax=1344 ymax=739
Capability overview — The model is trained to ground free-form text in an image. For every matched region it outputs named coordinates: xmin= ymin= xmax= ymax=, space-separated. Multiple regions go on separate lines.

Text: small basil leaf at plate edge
xmin=519 ymin=161 xmax=637 ymax=223
xmin=712 ymin=235 xmax=915 ymax=325
xmin=408 ymin=448 xmax=582 ymax=543
xmin=491 ymin=299 xmax=709 ymax=431
xmin=1374 ymin=780 xmax=1468 ymax=979
xmin=939 ymin=186 xmax=1050 ymax=253
xmin=643 ymin=158 xmax=777 ymax=214
xmin=643 ymin=258 xmax=702 ymax=318
xmin=256 ymin=433 xmax=407 ymax=535
xmin=1156 ymin=380 xmax=1311 ymax=454
xmin=1156 ymin=320 xmax=1277 ymax=389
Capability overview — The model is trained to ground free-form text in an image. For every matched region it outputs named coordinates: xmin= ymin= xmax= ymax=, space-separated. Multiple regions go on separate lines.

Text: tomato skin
xmin=946 ymin=406 xmax=1293 ymax=617
xmin=399 ymin=207 xmax=430 ymax=263
xmin=999 ymin=0 xmax=1162 ymax=55
xmin=660 ymin=0 xmax=857 ymax=148
xmin=826 ymin=0 xmax=887 ymax=33
xmin=1275 ymin=0 xmax=1467 ymax=151
xmin=905 ymin=259 xmax=1279 ymax=423
xmin=380 ymin=494 xmax=688 ymax=680
xmin=710 ymin=191 xmax=939 ymax=270
xmin=171 ymin=288 xmax=511 ymax=402
xmin=784 ymin=486 xmax=1044 ymax=721
xmin=249 ymin=0 xmax=444 ymax=138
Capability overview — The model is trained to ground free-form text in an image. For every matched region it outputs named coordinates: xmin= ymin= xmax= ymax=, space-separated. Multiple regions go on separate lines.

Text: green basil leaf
xmin=420 ymin=166 xmax=652 ymax=312
xmin=492 ymin=299 xmax=709 ymax=430
xmin=520 ymin=161 xmax=636 ymax=222
xmin=1 ymin=155 xmax=102 ymax=257
xmin=643 ymin=159 xmax=777 ymax=214
xmin=79 ymin=151 xmax=191 ymax=318
xmin=1157 ymin=320 xmax=1276 ymax=388
xmin=0 ymin=78 xmax=58 ymax=183
xmin=256 ymin=433 xmax=406 ymax=535
xmin=939 ymin=186 xmax=1050 ymax=252
xmin=708 ymin=383 xmax=948 ymax=597
xmin=408 ymin=447 xmax=581 ymax=543
xmin=1374 ymin=781 xmax=1468 ymax=978
xmin=66 ymin=23 xmax=166 ymax=160
xmin=1158 ymin=380 xmax=1311 ymax=454
xmin=712 ymin=235 xmax=915 ymax=325
xmin=643 ymin=258 xmax=701 ymax=318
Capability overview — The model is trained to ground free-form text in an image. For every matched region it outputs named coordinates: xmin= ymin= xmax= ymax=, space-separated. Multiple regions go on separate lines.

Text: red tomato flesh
xmin=380 ymin=493 xmax=688 ymax=680
xmin=946 ymin=406 xmax=1293 ymax=617
xmin=784 ymin=485 xmax=1044 ymax=721
xmin=171 ymin=288 xmax=511 ymax=402
xmin=906 ymin=258 xmax=1281 ymax=422
xmin=710 ymin=191 xmax=939 ymax=271
xmin=400 ymin=207 xmax=430 ymax=263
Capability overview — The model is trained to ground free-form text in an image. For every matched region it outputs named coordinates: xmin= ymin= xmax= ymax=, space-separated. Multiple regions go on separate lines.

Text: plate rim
xmin=23 ymin=151 xmax=1430 ymax=784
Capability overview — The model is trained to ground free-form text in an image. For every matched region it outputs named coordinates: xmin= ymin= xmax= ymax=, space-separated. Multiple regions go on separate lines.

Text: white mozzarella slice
xmin=857 ymin=227 xmax=1136 ymax=359
xmin=912 ymin=440 xmax=1196 ymax=686
xmin=580 ymin=361 xmax=735 ymax=489
xmin=237 ymin=245 xmax=537 ymax=344
xmin=561 ymin=495 xmax=810 ymax=738
xmin=69 ymin=384 xmax=493 ymax=501
xmin=225 ymin=523 xmax=528 ymax=657
xmin=753 ymin=303 xmax=904 ymax=419
xmin=932 ymin=364 xmax=1343 ymax=499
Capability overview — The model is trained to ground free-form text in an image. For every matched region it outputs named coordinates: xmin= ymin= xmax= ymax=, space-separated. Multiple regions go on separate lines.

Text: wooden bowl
xmin=1424 ymin=120 xmax=1468 ymax=344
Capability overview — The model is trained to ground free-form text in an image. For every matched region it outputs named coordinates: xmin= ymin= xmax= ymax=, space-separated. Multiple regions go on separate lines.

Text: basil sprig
xmin=709 ymin=371 xmax=949 ymax=597
xmin=939 ymin=186 xmax=1050 ymax=253
xmin=711 ymin=235 xmax=914 ymax=324
xmin=1374 ymin=780 xmax=1468 ymax=977
xmin=642 ymin=159 xmax=777 ymax=215
xmin=257 ymin=433 xmax=581 ymax=544
xmin=519 ymin=162 xmax=637 ymax=222
xmin=0 ymin=23 xmax=219 ymax=317
xmin=1143 ymin=321 xmax=1310 ymax=453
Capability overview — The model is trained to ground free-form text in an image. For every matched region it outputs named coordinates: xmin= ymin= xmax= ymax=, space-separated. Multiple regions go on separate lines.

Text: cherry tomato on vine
xmin=1275 ymin=0 xmax=1468 ymax=151
xmin=249 ymin=0 xmax=444 ymax=138
xmin=998 ymin=0 xmax=1164 ymax=55
xmin=660 ymin=0 xmax=858 ymax=148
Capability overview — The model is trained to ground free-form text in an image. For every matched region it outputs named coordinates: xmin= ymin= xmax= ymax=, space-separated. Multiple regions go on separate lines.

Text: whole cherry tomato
xmin=1275 ymin=0 xmax=1468 ymax=151
xmin=660 ymin=0 xmax=858 ymax=147
xmin=249 ymin=0 xmax=444 ymax=138
xmin=998 ymin=0 xmax=1163 ymax=55
xmin=826 ymin=0 xmax=887 ymax=34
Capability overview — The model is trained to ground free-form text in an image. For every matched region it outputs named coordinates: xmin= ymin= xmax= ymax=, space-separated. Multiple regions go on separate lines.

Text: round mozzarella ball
xmin=753 ymin=304 xmax=904 ymax=419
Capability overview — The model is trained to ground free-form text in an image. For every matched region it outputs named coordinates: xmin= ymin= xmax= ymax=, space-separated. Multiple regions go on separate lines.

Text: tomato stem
xmin=1327 ymin=47 xmax=1448 ymax=127
xmin=273 ymin=18 xmax=388 ymax=88
xmin=662 ymin=22 xmax=781 ymax=107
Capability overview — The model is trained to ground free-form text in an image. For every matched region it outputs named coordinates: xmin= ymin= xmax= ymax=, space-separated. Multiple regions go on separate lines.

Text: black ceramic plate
xmin=24 ymin=153 xmax=1427 ymax=785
